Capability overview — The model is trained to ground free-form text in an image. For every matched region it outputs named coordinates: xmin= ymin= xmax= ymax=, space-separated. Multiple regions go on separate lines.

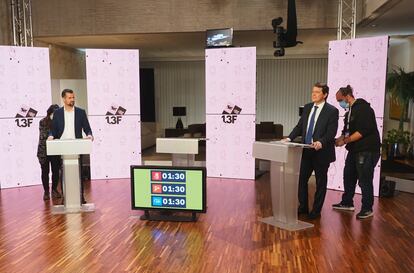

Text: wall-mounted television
xmin=206 ymin=28 xmax=233 ymax=48
xmin=131 ymin=165 xmax=207 ymax=213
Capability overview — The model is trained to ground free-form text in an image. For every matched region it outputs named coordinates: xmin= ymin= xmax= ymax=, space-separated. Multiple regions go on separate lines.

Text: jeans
xmin=341 ymin=151 xmax=380 ymax=211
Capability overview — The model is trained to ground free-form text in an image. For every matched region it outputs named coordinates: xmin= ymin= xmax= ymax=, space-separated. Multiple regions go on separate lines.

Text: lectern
xmin=253 ymin=141 xmax=314 ymax=231
xmin=46 ymin=139 xmax=94 ymax=214
xmin=156 ymin=138 xmax=199 ymax=166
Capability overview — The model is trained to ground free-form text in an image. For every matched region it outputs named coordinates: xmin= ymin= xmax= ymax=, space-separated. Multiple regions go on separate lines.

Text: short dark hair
xmin=337 ymin=85 xmax=354 ymax=97
xmin=314 ymin=82 xmax=329 ymax=98
xmin=61 ymin=89 xmax=74 ymax=98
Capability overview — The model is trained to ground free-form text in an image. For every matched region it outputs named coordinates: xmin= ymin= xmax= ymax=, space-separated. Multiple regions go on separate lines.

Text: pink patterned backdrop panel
xmin=86 ymin=49 xmax=141 ymax=180
xmin=206 ymin=115 xmax=256 ymax=179
xmin=326 ymin=36 xmax=388 ymax=118
xmin=206 ymin=47 xmax=256 ymax=115
xmin=326 ymin=36 xmax=388 ymax=196
xmin=205 ymin=47 xmax=256 ymax=180
xmin=86 ymin=49 xmax=140 ymax=116
xmin=0 ymin=46 xmax=51 ymax=188
xmin=88 ymin=115 xmax=142 ymax=179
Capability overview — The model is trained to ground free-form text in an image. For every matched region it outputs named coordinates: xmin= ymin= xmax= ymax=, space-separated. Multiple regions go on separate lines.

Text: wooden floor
xmin=0 ymin=174 xmax=413 ymax=273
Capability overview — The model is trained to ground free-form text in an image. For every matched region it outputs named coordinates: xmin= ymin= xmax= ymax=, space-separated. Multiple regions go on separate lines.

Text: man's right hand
xmin=281 ymin=138 xmax=291 ymax=142
xmin=47 ymin=136 xmax=54 ymax=141
xmin=335 ymin=138 xmax=345 ymax=147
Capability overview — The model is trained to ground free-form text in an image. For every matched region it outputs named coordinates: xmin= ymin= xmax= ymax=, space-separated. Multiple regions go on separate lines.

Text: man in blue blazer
xmin=283 ymin=83 xmax=339 ymax=219
xmin=48 ymin=89 xmax=93 ymax=203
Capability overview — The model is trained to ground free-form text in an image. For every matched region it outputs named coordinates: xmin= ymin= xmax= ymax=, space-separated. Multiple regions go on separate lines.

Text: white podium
xmin=156 ymin=138 xmax=200 ymax=166
xmin=253 ymin=141 xmax=314 ymax=231
xmin=47 ymin=139 xmax=95 ymax=214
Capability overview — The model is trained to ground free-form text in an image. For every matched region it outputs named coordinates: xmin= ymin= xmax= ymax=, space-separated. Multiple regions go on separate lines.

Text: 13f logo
xmin=106 ymin=116 xmax=122 ymax=125
xmin=221 ymin=115 xmax=237 ymax=124
xmin=15 ymin=118 xmax=33 ymax=127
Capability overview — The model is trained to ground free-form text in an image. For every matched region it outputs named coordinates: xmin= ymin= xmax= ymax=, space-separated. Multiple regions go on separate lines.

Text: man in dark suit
xmin=283 ymin=83 xmax=339 ymax=219
xmin=48 ymin=89 xmax=93 ymax=203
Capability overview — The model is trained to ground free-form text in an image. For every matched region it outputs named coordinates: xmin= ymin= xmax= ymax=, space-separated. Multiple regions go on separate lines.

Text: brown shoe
xmin=43 ymin=192 xmax=50 ymax=201
xmin=52 ymin=190 xmax=62 ymax=199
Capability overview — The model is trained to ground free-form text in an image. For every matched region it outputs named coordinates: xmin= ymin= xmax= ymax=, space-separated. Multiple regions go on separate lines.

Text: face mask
xmin=339 ymin=100 xmax=349 ymax=110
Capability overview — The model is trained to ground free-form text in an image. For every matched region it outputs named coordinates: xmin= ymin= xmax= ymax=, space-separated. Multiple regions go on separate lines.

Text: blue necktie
xmin=305 ymin=106 xmax=318 ymax=144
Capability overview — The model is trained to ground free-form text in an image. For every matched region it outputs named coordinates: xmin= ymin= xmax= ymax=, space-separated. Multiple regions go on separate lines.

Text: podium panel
xmin=253 ymin=141 xmax=314 ymax=231
xmin=47 ymin=139 xmax=94 ymax=214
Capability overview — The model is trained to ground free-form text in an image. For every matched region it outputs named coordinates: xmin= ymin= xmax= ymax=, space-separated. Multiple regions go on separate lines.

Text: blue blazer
xmin=50 ymin=107 xmax=93 ymax=139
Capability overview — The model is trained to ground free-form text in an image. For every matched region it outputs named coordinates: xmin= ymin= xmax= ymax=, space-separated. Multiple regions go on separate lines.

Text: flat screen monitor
xmin=173 ymin=106 xmax=186 ymax=116
xmin=206 ymin=28 xmax=233 ymax=48
xmin=131 ymin=166 xmax=207 ymax=213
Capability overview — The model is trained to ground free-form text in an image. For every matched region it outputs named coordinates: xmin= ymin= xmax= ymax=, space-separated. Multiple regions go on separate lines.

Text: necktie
xmin=305 ymin=106 xmax=318 ymax=144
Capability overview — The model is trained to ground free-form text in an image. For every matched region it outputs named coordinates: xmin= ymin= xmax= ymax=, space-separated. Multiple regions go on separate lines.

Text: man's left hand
xmin=87 ymin=135 xmax=94 ymax=141
xmin=312 ymin=141 xmax=323 ymax=151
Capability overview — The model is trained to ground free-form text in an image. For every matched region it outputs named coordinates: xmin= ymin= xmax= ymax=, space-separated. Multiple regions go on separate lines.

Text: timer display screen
xmin=131 ymin=166 xmax=206 ymax=212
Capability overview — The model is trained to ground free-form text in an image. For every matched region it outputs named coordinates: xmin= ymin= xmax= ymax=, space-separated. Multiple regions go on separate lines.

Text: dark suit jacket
xmin=288 ymin=102 xmax=339 ymax=163
xmin=50 ymin=107 xmax=93 ymax=139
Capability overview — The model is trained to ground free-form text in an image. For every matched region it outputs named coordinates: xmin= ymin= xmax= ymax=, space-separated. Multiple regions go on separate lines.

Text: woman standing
xmin=37 ymin=104 xmax=62 ymax=201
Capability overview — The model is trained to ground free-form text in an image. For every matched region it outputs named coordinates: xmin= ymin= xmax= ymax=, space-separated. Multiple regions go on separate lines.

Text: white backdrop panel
xmin=89 ymin=115 xmax=141 ymax=179
xmin=86 ymin=49 xmax=140 ymax=116
xmin=326 ymin=36 xmax=388 ymax=196
xmin=0 ymin=118 xmax=43 ymax=188
xmin=0 ymin=46 xmax=51 ymax=119
xmin=326 ymin=36 xmax=388 ymax=118
xmin=0 ymin=46 xmax=51 ymax=188
xmin=86 ymin=49 xmax=141 ymax=180
xmin=206 ymin=115 xmax=256 ymax=180
xmin=205 ymin=47 xmax=256 ymax=115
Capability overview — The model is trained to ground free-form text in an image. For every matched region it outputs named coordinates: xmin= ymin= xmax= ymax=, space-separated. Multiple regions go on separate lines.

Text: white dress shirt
xmin=61 ymin=109 xmax=76 ymax=139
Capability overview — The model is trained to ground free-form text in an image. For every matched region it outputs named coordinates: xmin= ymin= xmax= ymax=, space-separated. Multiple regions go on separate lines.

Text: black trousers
xmin=40 ymin=156 xmax=61 ymax=193
xmin=298 ymin=149 xmax=330 ymax=214
xmin=341 ymin=151 xmax=380 ymax=211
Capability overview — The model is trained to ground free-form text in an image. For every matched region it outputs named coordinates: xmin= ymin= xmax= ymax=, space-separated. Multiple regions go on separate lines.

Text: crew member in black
xmin=332 ymin=85 xmax=381 ymax=219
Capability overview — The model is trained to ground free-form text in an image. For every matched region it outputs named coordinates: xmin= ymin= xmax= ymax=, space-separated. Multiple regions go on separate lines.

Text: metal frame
xmin=337 ymin=0 xmax=357 ymax=40
xmin=11 ymin=0 xmax=33 ymax=46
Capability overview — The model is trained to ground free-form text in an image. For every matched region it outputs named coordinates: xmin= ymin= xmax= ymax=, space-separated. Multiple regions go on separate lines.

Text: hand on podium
xmin=311 ymin=141 xmax=323 ymax=151
xmin=281 ymin=138 xmax=291 ymax=142
xmin=47 ymin=136 xmax=54 ymax=141
xmin=86 ymin=135 xmax=94 ymax=141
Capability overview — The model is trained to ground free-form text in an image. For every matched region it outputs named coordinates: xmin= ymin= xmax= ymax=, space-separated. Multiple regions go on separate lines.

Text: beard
xmin=68 ymin=101 xmax=75 ymax=107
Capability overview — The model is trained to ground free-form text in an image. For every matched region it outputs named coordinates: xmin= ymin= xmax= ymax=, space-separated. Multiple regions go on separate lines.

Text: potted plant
xmin=384 ymin=129 xmax=412 ymax=158
xmin=386 ymin=68 xmax=414 ymax=158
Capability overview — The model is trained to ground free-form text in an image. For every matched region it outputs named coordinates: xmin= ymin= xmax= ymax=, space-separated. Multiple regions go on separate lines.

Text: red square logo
xmin=152 ymin=184 xmax=162 ymax=194
xmin=151 ymin=171 xmax=162 ymax=181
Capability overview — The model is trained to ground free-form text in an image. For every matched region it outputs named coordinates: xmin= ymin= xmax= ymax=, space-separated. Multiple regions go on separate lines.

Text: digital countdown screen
xmin=131 ymin=166 xmax=206 ymax=212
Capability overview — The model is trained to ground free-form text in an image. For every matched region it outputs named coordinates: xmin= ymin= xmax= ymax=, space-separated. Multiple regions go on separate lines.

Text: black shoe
xmin=356 ymin=210 xmax=373 ymax=219
xmin=82 ymin=198 xmax=87 ymax=204
xmin=307 ymin=211 xmax=321 ymax=220
xmin=52 ymin=190 xmax=62 ymax=199
xmin=297 ymin=208 xmax=309 ymax=215
xmin=43 ymin=192 xmax=50 ymax=201
xmin=332 ymin=202 xmax=355 ymax=211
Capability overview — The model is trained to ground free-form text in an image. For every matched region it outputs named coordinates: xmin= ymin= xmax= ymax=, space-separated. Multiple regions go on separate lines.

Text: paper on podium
xmin=269 ymin=141 xmax=314 ymax=149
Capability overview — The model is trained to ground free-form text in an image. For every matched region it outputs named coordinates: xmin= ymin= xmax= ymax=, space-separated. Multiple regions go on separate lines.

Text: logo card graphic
xmin=105 ymin=104 xmax=126 ymax=124
xmin=221 ymin=103 xmax=242 ymax=123
xmin=151 ymin=196 xmax=163 ymax=207
xmin=15 ymin=105 xmax=37 ymax=127
xmin=151 ymin=184 xmax=162 ymax=194
xmin=151 ymin=171 xmax=162 ymax=181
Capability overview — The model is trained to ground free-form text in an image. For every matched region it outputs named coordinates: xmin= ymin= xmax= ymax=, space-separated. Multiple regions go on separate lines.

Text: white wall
xmin=143 ymin=58 xmax=328 ymax=136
